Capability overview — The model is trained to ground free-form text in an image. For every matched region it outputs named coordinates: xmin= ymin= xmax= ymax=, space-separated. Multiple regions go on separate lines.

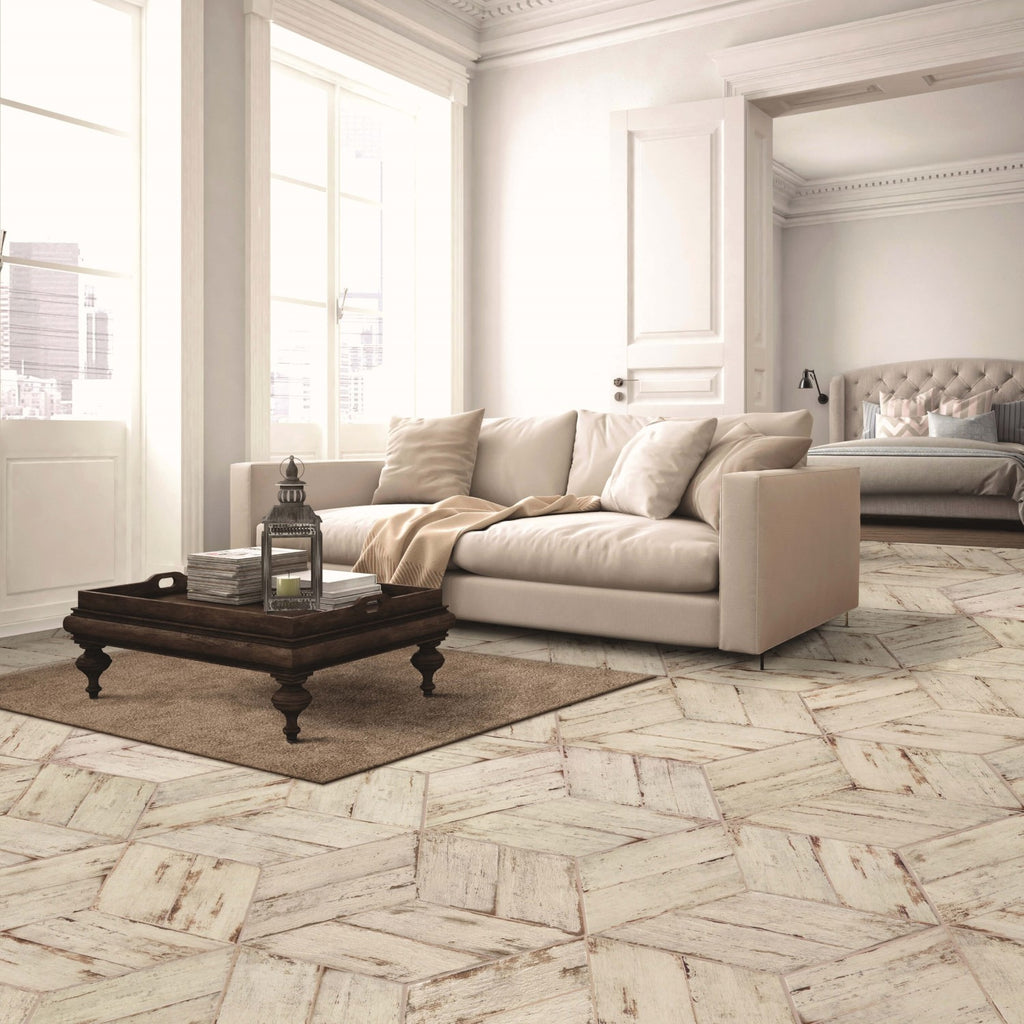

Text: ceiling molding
xmin=774 ymin=152 xmax=1024 ymax=226
xmin=712 ymin=0 xmax=1024 ymax=107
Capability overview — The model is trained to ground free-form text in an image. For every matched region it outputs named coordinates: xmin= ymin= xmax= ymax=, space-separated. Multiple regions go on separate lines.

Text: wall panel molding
xmin=775 ymin=151 xmax=1024 ymax=225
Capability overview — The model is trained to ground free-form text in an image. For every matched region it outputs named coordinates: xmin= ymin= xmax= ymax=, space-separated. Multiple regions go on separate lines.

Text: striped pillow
xmin=939 ymin=390 xmax=995 ymax=418
xmin=876 ymin=413 xmax=929 ymax=438
xmin=994 ymin=399 xmax=1024 ymax=443
xmin=861 ymin=401 xmax=879 ymax=439
xmin=879 ymin=388 xmax=939 ymax=417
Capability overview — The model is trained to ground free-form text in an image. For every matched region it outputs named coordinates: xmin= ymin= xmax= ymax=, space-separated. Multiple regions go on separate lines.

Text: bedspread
xmin=808 ymin=437 xmax=1024 ymax=524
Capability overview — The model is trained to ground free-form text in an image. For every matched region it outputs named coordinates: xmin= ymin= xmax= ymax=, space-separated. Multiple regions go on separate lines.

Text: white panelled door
xmin=611 ymin=96 xmax=773 ymax=417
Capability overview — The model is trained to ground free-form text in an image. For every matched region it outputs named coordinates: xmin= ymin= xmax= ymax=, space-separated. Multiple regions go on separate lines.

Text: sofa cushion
xmin=371 ymin=409 xmax=484 ymax=504
xmin=451 ymin=511 xmax=719 ymax=594
xmin=601 ymin=418 xmax=717 ymax=519
xmin=320 ymin=503 xmax=426 ymax=565
xmin=712 ymin=409 xmax=813 ymax=443
xmin=470 ymin=411 xmax=578 ymax=505
xmin=566 ymin=410 xmax=654 ymax=495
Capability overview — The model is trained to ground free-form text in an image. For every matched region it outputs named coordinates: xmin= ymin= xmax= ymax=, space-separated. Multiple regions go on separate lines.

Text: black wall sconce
xmin=798 ymin=368 xmax=829 ymax=405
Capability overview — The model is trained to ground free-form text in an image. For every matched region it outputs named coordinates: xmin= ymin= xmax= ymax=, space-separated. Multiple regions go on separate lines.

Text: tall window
xmin=269 ymin=28 xmax=452 ymax=459
xmin=0 ymin=0 xmax=140 ymax=421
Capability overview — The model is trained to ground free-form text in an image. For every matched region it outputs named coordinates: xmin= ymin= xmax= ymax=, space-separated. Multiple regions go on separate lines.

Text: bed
xmin=807 ymin=358 xmax=1024 ymax=525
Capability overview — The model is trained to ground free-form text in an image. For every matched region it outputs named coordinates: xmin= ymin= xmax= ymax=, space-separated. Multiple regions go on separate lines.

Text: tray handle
xmin=139 ymin=571 xmax=188 ymax=597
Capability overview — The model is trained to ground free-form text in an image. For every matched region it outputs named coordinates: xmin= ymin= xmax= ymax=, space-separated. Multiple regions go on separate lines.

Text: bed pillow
xmin=680 ymin=427 xmax=811 ymax=530
xmin=876 ymin=413 xmax=929 ymax=438
xmin=371 ymin=408 xmax=485 ymax=504
xmin=939 ymin=390 xmax=995 ymax=418
xmin=994 ymin=399 xmax=1024 ymax=442
xmin=927 ymin=410 xmax=998 ymax=443
xmin=879 ymin=388 xmax=939 ymax=417
xmin=601 ymin=417 xmax=717 ymax=519
xmin=861 ymin=401 xmax=880 ymax=439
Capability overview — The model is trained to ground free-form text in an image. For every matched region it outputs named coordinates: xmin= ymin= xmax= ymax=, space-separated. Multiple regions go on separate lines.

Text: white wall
xmin=781 ymin=202 xmax=1024 ymax=443
xmin=467 ymin=0 xmax=945 ymax=417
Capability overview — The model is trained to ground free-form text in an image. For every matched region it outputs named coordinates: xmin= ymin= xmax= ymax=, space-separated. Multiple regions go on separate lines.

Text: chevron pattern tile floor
xmin=0 ymin=540 xmax=1023 ymax=1021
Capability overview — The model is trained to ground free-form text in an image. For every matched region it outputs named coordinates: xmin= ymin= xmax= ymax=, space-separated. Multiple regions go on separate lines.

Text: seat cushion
xmin=470 ymin=411 xmax=578 ymax=505
xmin=451 ymin=511 xmax=719 ymax=594
xmin=319 ymin=504 xmax=426 ymax=565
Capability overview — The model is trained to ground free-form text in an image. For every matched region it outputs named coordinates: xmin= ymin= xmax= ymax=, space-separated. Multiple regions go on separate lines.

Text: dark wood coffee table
xmin=63 ymin=572 xmax=456 ymax=743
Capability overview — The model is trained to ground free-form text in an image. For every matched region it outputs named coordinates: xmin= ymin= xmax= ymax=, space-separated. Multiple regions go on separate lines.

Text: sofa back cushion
xmin=470 ymin=411 xmax=578 ymax=505
xmin=566 ymin=410 xmax=654 ymax=495
xmin=712 ymin=409 xmax=813 ymax=443
xmin=372 ymin=409 xmax=484 ymax=504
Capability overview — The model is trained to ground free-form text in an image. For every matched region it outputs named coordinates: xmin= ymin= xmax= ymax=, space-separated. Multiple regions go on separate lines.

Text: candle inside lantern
xmin=276 ymin=575 xmax=301 ymax=597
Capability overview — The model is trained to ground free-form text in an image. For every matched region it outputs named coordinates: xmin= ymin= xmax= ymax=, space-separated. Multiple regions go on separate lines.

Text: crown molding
xmin=712 ymin=0 xmax=1024 ymax=105
xmin=774 ymin=152 xmax=1024 ymax=225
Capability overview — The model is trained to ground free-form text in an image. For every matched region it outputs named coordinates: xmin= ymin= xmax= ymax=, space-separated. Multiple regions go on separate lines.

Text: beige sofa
xmin=231 ymin=410 xmax=860 ymax=655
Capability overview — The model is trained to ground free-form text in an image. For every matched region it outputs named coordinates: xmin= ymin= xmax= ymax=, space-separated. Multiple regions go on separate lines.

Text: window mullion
xmin=325 ymin=83 xmax=339 ymax=460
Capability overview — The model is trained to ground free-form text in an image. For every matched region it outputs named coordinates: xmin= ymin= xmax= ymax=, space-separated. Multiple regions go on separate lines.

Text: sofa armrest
xmin=718 ymin=467 xmax=860 ymax=655
xmin=229 ymin=459 xmax=385 ymax=547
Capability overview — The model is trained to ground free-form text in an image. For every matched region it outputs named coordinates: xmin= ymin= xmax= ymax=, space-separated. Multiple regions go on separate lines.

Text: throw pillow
xmin=566 ymin=410 xmax=654 ymax=495
xmin=861 ymin=401 xmax=880 ymax=439
xmin=677 ymin=422 xmax=757 ymax=525
xmin=927 ymin=410 xmax=998 ymax=443
xmin=600 ymin=417 xmax=717 ymax=519
xmin=875 ymin=413 xmax=929 ymax=438
xmin=938 ymin=390 xmax=995 ymax=418
xmin=879 ymin=388 xmax=939 ymax=417
xmin=371 ymin=408 xmax=485 ymax=504
xmin=995 ymin=399 xmax=1024 ymax=442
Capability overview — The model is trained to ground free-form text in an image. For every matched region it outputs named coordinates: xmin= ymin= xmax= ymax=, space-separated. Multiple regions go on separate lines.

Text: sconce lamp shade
xmin=798 ymin=368 xmax=829 ymax=405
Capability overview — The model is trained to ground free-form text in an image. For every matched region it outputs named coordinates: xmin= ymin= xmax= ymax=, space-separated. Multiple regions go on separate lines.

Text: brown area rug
xmin=0 ymin=648 xmax=651 ymax=783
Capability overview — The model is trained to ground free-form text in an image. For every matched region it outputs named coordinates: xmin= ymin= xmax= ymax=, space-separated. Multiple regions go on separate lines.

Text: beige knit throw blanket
xmin=353 ymin=493 xmax=602 ymax=589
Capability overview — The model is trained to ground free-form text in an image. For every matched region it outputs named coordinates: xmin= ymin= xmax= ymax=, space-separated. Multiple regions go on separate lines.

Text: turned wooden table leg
xmin=270 ymin=673 xmax=312 ymax=743
xmin=411 ymin=640 xmax=445 ymax=697
xmin=75 ymin=644 xmax=112 ymax=699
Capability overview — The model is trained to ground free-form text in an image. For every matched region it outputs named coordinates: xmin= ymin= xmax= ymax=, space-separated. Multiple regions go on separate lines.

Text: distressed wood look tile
xmin=684 ymin=957 xmax=796 ymax=1024
xmin=287 ymin=766 xmax=426 ymax=828
xmin=987 ymin=743 xmax=1024 ymax=800
xmin=0 ymin=762 xmax=41 ymax=814
xmin=462 ymin=988 xmax=597 ymax=1024
xmin=914 ymin=668 xmax=1024 ymax=716
xmin=784 ymin=928 xmax=1000 ymax=1024
xmin=579 ymin=823 xmax=745 ymax=933
xmin=671 ymin=677 xmax=820 ymax=734
xmin=60 ymin=743 xmax=227 ymax=782
xmin=0 ymin=986 xmax=36 ymax=1024
xmin=954 ymin=928 xmax=1024 ymax=1024
xmin=495 ymin=843 xmax=581 ymax=931
xmin=600 ymin=640 xmax=667 ymax=676
xmin=404 ymin=940 xmax=589 ymax=1024
xmin=47 ymin=730 xmax=135 ymax=762
xmin=636 ymin=719 xmax=821 ymax=762
xmin=750 ymin=790 xmax=1013 ymax=847
xmin=487 ymin=710 xmax=559 ymax=745
xmin=976 ymin=614 xmax=1024 ymax=647
xmin=962 ymin=908 xmax=1024 ymax=942
xmin=424 ymin=749 xmax=567 ymax=826
xmin=801 ymin=675 xmax=935 ymax=733
xmin=108 ymin=993 xmax=221 ymax=1024
xmin=857 ymin=582 xmax=961 ymax=614
xmin=0 ymin=713 xmax=73 ymax=761
xmin=310 ymin=969 xmax=406 ymax=1024
xmin=837 ymin=709 xmax=1024 ymax=754
xmin=96 ymin=842 xmax=260 ymax=942
xmin=220 ymin=806 xmax=408 ymax=848
xmin=511 ymin=796 xmax=695 ymax=841
xmin=729 ymin=824 xmax=839 ymax=906
xmin=416 ymin=832 xmax=500 ymax=912
xmin=946 ymin=573 xmax=1024 ymax=618
xmin=10 ymin=764 xmax=155 ymax=839
xmin=241 ymin=833 xmax=417 ymax=939
xmin=346 ymin=900 xmax=575 ymax=957
xmin=0 ymin=843 xmax=125 ymax=931
xmin=250 ymin=919 xmax=487 ymax=981
xmin=882 ymin=616 xmax=1002 ymax=668
xmin=0 ymin=815 xmax=111 ymax=859
xmin=216 ymin=948 xmax=321 ymax=1024
xmin=139 ymin=820 xmax=334 ymax=865
xmin=833 ymin=737 xmax=1020 ymax=808
xmin=902 ymin=816 xmax=1024 ymax=923
xmin=28 ymin=947 xmax=236 ymax=1024
xmin=634 ymin=755 xmax=721 ymax=820
xmin=557 ymin=690 xmax=682 ymax=743
xmin=588 ymin=937 xmax=694 ymax=1024
xmin=702 ymin=737 xmax=852 ymax=819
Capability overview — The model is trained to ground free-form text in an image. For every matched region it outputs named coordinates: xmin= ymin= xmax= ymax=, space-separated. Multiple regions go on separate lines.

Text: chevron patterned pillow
xmin=876 ymin=413 xmax=929 ymax=438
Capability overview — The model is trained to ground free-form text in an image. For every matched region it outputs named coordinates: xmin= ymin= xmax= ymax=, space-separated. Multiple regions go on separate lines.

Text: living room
xmin=1 ymin=0 xmax=1023 ymax=1019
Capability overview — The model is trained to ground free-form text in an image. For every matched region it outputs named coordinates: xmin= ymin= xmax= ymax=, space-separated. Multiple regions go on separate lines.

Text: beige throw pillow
xmin=371 ymin=408 xmax=485 ymax=504
xmin=938 ymin=390 xmax=995 ymax=418
xmin=680 ymin=428 xmax=811 ymax=530
xmin=879 ymin=388 xmax=938 ymax=417
xmin=600 ymin=418 xmax=717 ymax=520
xmin=875 ymin=413 xmax=929 ymax=438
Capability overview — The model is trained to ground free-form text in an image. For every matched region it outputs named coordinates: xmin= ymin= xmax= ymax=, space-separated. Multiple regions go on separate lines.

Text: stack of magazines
xmin=186 ymin=547 xmax=307 ymax=605
xmin=298 ymin=569 xmax=382 ymax=611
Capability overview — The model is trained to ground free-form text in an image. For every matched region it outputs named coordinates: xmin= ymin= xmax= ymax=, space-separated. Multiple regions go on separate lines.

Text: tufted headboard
xmin=828 ymin=358 xmax=1024 ymax=442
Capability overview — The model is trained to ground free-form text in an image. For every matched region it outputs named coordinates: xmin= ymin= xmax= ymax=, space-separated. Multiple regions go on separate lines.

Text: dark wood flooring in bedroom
xmin=861 ymin=515 xmax=1024 ymax=548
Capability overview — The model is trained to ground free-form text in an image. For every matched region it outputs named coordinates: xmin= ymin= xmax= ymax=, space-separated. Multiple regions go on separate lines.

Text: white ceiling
xmin=772 ymin=75 xmax=1024 ymax=180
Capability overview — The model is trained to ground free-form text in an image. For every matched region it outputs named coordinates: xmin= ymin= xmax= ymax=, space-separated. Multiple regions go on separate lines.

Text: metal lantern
xmin=262 ymin=456 xmax=323 ymax=612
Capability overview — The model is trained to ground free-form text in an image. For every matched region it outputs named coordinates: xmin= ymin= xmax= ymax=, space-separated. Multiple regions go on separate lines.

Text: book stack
xmin=287 ymin=569 xmax=382 ymax=611
xmin=186 ymin=547 xmax=308 ymax=605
